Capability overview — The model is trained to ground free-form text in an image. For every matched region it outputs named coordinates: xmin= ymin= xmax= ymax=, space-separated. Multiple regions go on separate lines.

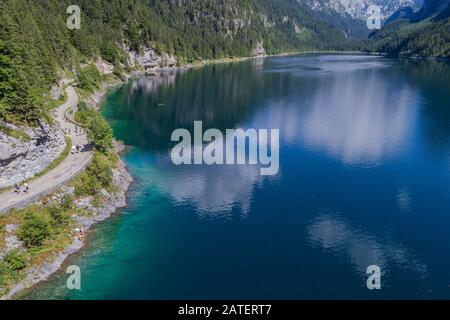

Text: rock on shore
xmin=0 ymin=122 xmax=66 ymax=189
xmin=251 ymin=42 xmax=266 ymax=57
xmin=125 ymin=45 xmax=177 ymax=75
xmin=0 ymin=157 xmax=133 ymax=300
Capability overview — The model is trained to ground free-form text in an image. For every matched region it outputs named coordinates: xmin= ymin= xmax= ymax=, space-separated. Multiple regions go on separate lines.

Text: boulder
xmin=125 ymin=45 xmax=177 ymax=73
xmin=0 ymin=122 xmax=66 ymax=189
xmin=252 ymin=42 xmax=266 ymax=57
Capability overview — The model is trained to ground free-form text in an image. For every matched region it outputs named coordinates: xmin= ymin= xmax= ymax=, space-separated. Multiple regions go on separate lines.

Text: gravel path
xmin=0 ymin=86 xmax=92 ymax=214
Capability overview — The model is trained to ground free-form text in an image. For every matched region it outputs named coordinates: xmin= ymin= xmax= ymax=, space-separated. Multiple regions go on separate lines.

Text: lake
xmin=26 ymin=54 xmax=450 ymax=299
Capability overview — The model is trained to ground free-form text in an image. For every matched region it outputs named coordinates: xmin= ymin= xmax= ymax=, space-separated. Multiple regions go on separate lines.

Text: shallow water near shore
xmin=25 ymin=54 xmax=450 ymax=299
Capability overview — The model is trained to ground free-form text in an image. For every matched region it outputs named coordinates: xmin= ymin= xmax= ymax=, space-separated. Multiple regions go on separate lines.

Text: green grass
xmin=0 ymin=200 xmax=75 ymax=296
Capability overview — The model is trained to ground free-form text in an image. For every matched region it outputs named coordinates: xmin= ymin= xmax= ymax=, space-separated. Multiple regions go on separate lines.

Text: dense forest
xmin=1 ymin=0 xmax=448 ymax=126
xmin=365 ymin=18 xmax=449 ymax=57
xmin=365 ymin=0 xmax=450 ymax=57
xmin=0 ymin=0 xmax=348 ymax=125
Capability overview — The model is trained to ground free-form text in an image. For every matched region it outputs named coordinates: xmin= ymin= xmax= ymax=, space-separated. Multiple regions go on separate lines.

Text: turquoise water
xmin=27 ymin=55 xmax=450 ymax=299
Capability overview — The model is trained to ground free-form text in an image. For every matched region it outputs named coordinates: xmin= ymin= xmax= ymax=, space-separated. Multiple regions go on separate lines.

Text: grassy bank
xmin=0 ymin=147 xmax=119 ymax=297
xmin=0 ymin=64 xmax=123 ymax=297
xmin=0 ymin=199 xmax=75 ymax=295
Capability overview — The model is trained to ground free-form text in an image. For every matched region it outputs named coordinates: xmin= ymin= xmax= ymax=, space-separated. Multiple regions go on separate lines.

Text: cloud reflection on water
xmin=306 ymin=211 xmax=428 ymax=279
xmin=131 ymin=72 xmax=178 ymax=95
xmin=254 ymin=65 xmax=420 ymax=166
xmin=298 ymin=77 xmax=418 ymax=166
xmin=148 ymin=156 xmax=265 ymax=218
xmin=119 ymin=56 xmax=427 ymax=218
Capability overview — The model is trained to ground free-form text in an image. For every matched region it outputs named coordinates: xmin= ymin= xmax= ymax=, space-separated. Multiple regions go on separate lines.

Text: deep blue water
xmin=27 ymin=55 xmax=450 ymax=299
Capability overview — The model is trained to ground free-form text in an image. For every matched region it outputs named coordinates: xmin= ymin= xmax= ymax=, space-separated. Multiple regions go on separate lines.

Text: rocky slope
xmin=0 ymin=157 xmax=133 ymax=299
xmin=0 ymin=122 xmax=66 ymax=189
xmin=366 ymin=0 xmax=450 ymax=57
xmin=0 ymin=86 xmax=133 ymax=299
xmin=125 ymin=45 xmax=178 ymax=75
xmin=0 ymin=0 xmax=349 ymax=128
xmin=299 ymin=0 xmax=424 ymax=37
xmin=303 ymin=0 xmax=423 ymax=20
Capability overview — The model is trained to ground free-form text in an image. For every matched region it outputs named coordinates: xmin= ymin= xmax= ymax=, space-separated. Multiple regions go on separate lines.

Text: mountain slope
xmin=366 ymin=0 xmax=450 ymax=57
xmin=0 ymin=0 xmax=346 ymax=124
xmin=384 ymin=6 xmax=415 ymax=24
xmin=412 ymin=0 xmax=450 ymax=19
xmin=303 ymin=0 xmax=423 ymax=19
xmin=300 ymin=0 xmax=424 ymax=37
xmin=301 ymin=0 xmax=370 ymax=37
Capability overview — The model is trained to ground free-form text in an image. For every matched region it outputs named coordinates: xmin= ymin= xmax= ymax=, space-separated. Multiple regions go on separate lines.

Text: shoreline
xmin=0 ymin=81 xmax=132 ymax=300
xmin=4 ymin=49 xmax=440 ymax=299
xmin=0 ymin=50 xmax=391 ymax=300
xmin=4 ymin=157 xmax=132 ymax=300
xmin=1 ymin=52 xmax=302 ymax=298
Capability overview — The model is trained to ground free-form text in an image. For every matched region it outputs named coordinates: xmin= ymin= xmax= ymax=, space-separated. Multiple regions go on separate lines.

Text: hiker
xmin=78 ymin=228 xmax=85 ymax=241
xmin=14 ymin=183 xmax=21 ymax=194
xmin=76 ymin=144 xmax=80 ymax=153
xmin=23 ymin=183 xmax=29 ymax=193
xmin=71 ymin=146 xmax=76 ymax=154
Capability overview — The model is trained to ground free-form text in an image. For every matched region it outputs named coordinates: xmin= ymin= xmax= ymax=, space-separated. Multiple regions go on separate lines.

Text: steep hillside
xmin=412 ymin=0 xmax=450 ymax=19
xmin=300 ymin=0 xmax=423 ymax=36
xmin=302 ymin=0 xmax=370 ymax=37
xmin=384 ymin=6 xmax=415 ymax=24
xmin=366 ymin=0 xmax=450 ymax=57
xmin=303 ymin=0 xmax=422 ymax=19
xmin=0 ymin=0 xmax=347 ymax=125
